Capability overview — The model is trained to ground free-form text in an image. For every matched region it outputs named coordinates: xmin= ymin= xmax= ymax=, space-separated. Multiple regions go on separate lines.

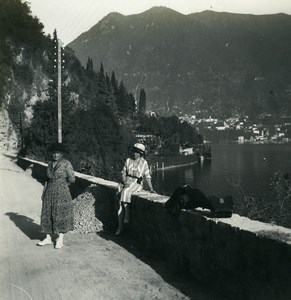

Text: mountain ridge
xmin=68 ymin=7 xmax=291 ymax=118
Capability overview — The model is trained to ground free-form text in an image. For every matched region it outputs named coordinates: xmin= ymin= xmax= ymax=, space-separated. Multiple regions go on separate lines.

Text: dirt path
xmin=0 ymin=152 xmax=216 ymax=300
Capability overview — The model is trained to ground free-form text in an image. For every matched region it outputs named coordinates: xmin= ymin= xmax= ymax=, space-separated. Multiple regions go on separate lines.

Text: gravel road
xmin=0 ymin=152 xmax=218 ymax=300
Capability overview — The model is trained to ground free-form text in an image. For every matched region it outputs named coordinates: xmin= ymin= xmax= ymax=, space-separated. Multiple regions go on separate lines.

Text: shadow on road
xmin=3 ymin=152 xmax=18 ymax=160
xmin=5 ymin=212 xmax=43 ymax=240
xmin=98 ymin=230 xmax=221 ymax=300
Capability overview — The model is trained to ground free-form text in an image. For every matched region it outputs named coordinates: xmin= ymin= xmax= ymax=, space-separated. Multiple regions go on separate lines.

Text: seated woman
xmin=115 ymin=143 xmax=155 ymax=235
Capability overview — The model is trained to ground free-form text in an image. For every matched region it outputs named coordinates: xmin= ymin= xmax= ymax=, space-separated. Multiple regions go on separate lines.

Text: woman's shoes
xmin=37 ymin=236 xmax=63 ymax=248
xmin=37 ymin=237 xmax=52 ymax=246
xmin=55 ymin=238 xmax=63 ymax=249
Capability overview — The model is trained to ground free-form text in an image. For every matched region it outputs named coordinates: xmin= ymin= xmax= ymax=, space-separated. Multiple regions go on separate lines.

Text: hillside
xmin=68 ymin=7 xmax=291 ymax=119
xmin=0 ymin=0 xmax=131 ymax=150
xmin=0 ymin=1 xmax=202 ymax=181
xmin=0 ymin=0 xmax=135 ymax=174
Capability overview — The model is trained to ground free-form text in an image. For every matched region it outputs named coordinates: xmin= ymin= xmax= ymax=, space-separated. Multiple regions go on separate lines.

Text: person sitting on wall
xmin=115 ymin=143 xmax=155 ymax=235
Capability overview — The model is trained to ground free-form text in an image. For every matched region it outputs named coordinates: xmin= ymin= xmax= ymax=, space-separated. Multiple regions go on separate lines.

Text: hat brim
xmin=132 ymin=147 xmax=145 ymax=155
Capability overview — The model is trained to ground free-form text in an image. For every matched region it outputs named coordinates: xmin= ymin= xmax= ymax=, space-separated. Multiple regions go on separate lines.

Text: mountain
xmin=68 ymin=7 xmax=291 ymax=119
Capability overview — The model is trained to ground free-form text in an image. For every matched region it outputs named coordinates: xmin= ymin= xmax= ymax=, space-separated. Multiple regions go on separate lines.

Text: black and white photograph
xmin=1 ymin=0 xmax=291 ymax=299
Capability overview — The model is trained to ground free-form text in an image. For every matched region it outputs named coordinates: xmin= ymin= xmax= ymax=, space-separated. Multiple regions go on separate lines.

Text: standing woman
xmin=37 ymin=143 xmax=75 ymax=249
xmin=115 ymin=143 xmax=155 ymax=235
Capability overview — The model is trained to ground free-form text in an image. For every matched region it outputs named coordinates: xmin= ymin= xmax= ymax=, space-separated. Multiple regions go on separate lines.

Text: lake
xmin=153 ymin=143 xmax=291 ymax=211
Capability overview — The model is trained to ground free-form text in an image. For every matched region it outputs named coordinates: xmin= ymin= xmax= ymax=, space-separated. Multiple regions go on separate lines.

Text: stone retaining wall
xmin=18 ymin=157 xmax=291 ymax=299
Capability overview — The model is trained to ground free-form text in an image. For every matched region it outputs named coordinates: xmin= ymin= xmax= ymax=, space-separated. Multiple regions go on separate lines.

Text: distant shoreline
xmin=206 ymin=140 xmax=291 ymax=144
xmin=154 ymin=161 xmax=198 ymax=171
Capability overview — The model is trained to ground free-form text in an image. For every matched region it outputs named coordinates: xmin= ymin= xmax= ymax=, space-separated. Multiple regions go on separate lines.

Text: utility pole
xmin=19 ymin=112 xmax=24 ymax=150
xmin=57 ymin=38 xmax=62 ymax=143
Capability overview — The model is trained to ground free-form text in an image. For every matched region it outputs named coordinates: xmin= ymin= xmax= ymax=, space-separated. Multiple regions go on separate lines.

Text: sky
xmin=28 ymin=0 xmax=291 ymax=45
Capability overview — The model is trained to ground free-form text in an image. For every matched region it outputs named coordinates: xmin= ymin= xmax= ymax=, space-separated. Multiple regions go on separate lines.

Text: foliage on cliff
xmin=25 ymin=60 xmax=137 ymax=180
xmin=0 ymin=0 xmax=46 ymax=107
xmin=238 ymin=172 xmax=291 ymax=228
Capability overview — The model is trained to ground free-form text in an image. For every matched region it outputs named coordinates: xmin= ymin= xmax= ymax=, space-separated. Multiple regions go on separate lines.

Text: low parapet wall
xmin=18 ymin=157 xmax=291 ymax=299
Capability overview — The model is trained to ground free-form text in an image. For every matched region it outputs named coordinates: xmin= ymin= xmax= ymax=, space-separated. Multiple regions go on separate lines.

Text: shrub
xmin=236 ymin=171 xmax=291 ymax=228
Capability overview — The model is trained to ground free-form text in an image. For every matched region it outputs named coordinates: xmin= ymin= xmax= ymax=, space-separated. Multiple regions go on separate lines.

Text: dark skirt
xmin=40 ymin=178 xmax=74 ymax=234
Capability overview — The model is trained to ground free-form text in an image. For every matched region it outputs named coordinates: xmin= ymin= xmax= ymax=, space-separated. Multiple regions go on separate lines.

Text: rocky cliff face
xmin=0 ymin=46 xmax=51 ymax=152
xmin=0 ymin=0 xmax=77 ymax=153
xmin=0 ymin=43 xmax=86 ymax=152
xmin=0 ymin=108 xmax=18 ymax=151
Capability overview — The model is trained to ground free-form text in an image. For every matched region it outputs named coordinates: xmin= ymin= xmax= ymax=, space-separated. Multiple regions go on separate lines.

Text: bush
xmin=237 ymin=172 xmax=291 ymax=228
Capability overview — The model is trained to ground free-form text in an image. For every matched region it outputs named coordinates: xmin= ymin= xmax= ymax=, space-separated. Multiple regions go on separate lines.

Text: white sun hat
xmin=133 ymin=143 xmax=145 ymax=154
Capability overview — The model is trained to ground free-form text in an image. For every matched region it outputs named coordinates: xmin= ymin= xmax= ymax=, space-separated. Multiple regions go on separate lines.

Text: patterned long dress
xmin=120 ymin=157 xmax=151 ymax=204
xmin=40 ymin=158 xmax=75 ymax=234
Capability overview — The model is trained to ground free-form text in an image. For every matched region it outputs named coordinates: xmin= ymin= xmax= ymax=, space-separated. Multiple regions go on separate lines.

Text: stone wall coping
xmin=20 ymin=156 xmax=47 ymax=167
xmin=188 ymin=209 xmax=291 ymax=244
xmin=20 ymin=156 xmax=291 ymax=245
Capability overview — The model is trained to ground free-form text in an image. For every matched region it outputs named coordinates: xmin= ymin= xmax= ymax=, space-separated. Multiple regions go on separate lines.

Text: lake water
xmin=153 ymin=143 xmax=291 ymax=210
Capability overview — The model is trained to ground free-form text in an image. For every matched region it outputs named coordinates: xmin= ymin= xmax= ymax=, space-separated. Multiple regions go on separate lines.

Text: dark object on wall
xmin=208 ymin=195 xmax=234 ymax=218
xmin=165 ymin=184 xmax=233 ymax=218
xmin=165 ymin=185 xmax=210 ymax=216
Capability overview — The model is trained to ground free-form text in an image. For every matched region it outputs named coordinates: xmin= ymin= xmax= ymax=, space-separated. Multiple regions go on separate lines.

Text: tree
xmin=104 ymin=74 xmax=117 ymax=112
xmin=86 ymin=57 xmax=94 ymax=72
xmin=26 ymin=82 xmax=76 ymax=160
xmin=127 ymin=92 xmax=136 ymax=116
xmin=0 ymin=0 xmax=44 ymax=104
xmin=97 ymin=62 xmax=106 ymax=94
xmin=53 ymin=29 xmax=57 ymax=42
xmin=116 ymin=80 xmax=128 ymax=116
xmin=111 ymin=70 xmax=118 ymax=93
xmin=139 ymin=88 xmax=146 ymax=114
xmin=99 ymin=62 xmax=105 ymax=80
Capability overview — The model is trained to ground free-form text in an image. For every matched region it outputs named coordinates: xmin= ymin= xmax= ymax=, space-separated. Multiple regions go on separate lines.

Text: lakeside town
xmin=178 ymin=113 xmax=291 ymax=143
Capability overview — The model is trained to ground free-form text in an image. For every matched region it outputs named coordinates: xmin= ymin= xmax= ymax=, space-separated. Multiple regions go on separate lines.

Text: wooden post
xmin=19 ymin=112 xmax=23 ymax=150
xmin=57 ymin=39 xmax=62 ymax=143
